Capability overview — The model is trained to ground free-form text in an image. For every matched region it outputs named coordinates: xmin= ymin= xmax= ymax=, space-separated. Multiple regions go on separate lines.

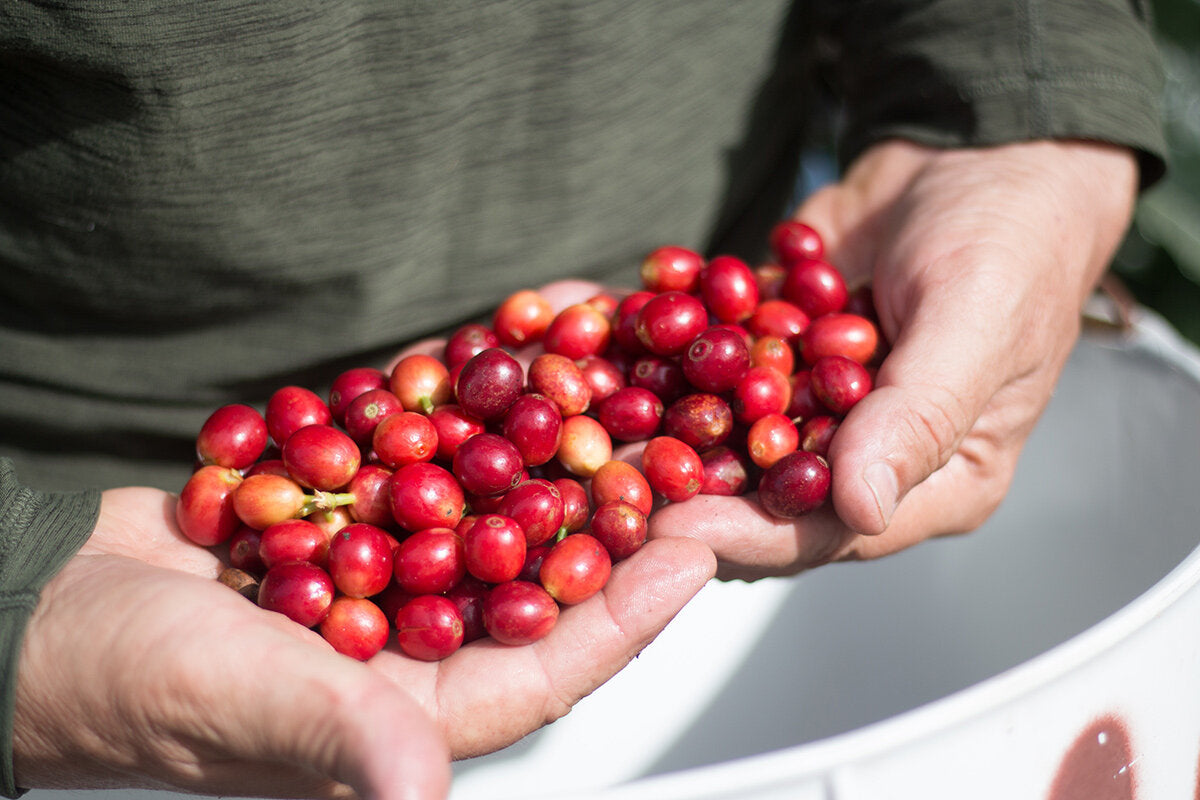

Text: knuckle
xmin=893 ymin=385 xmax=971 ymax=480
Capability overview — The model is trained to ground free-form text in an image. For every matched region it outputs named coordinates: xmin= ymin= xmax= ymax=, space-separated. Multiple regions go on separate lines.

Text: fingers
xmin=17 ymin=553 xmax=454 ymax=800
xmin=82 ymin=497 xmax=451 ymax=799
xmin=830 ymin=361 xmax=984 ymax=536
xmin=644 ymin=431 xmax=1016 ymax=580
xmin=85 ymin=488 xmax=225 ymax=577
xmin=830 ymin=431 xmax=1017 ymax=561
xmin=828 ymin=264 xmax=1033 ymax=536
xmin=383 ymin=536 xmax=715 ymax=759
xmin=646 ymin=494 xmax=855 ymax=580
xmin=212 ymin=640 xmax=452 ymax=800
xmin=791 ymin=140 xmax=939 ymax=289
xmin=787 ymin=141 xmax=1104 ymax=539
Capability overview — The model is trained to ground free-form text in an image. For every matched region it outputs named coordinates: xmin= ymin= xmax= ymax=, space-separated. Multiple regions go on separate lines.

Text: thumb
xmin=826 ymin=284 xmax=1013 ymax=538
xmin=201 ymin=629 xmax=453 ymax=800
xmin=285 ymin=663 xmax=453 ymax=800
xmin=17 ymin=553 xmax=452 ymax=800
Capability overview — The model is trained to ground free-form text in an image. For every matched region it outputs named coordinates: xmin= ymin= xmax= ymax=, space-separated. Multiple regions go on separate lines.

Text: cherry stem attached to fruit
xmin=299 ymin=491 xmax=357 ymax=519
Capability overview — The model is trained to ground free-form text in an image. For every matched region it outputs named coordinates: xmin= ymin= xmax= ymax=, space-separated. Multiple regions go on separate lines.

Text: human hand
xmin=13 ymin=487 xmax=714 ymax=799
xmin=649 ymin=138 xmax=1139 ymax=580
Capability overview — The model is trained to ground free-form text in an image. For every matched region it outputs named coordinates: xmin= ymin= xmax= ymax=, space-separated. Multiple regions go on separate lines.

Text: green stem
xmin=298 ymin=491 xmax=357 ymax=518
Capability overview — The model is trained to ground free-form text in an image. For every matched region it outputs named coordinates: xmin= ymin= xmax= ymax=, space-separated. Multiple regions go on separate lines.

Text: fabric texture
xmin=0 ymin=0 xmax=1167 ymax=794
xmin=812 ymin=0 xmax=1167 ymax=187
xmin=0 ymin=1 xmax=807 ymax=495
xmin=0 ymin=460 xmax=99 ymax=797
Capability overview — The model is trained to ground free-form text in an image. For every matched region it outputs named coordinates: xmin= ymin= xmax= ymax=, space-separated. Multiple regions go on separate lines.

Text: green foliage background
xmin=1115 ymin=0 xmax=1200 ymax=344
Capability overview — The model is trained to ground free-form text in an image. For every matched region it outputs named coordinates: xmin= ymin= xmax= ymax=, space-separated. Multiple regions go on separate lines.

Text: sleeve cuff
xmin=822 ymin=0 xmax=1168 ymax=190
xmin=0 ymin=460 xmax=100 ymax=797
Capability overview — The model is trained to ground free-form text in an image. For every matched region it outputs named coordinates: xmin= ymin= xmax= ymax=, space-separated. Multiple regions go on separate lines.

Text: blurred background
xmin=1115 ymin=0 xmax=1200 ymax=345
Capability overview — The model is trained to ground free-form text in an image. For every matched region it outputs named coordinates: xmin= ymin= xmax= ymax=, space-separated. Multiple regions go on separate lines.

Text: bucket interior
xmin=641 ymin=332 xmax=1200 ymax=775
xmin=20 ymin=327 xmax=1200 ymax=800
xmin=452 ymin=327 xmax=1200 ymax=797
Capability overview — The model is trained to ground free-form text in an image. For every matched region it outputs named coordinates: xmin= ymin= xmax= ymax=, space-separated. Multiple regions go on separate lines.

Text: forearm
xmin=0 ymin=459 xmax=99 ymax=797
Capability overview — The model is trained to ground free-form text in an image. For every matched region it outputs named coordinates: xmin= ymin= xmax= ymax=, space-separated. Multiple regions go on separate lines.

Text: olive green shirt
xmin=0 ymin=1 xmax=1166 ymax=795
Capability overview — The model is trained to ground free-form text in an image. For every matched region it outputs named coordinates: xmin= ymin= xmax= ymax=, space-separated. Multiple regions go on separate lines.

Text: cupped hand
xmin=650 ymin=138 xmax=1139 ymax=580
xmin=14 ymin=486 xmax=714 ymax=799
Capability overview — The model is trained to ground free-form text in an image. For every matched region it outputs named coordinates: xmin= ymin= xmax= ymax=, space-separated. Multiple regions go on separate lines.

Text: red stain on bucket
xmin=1195 ymin=742 xmax=1200 ymax=800
xmin=1046 ymin=714 xmax=1136 ymax=800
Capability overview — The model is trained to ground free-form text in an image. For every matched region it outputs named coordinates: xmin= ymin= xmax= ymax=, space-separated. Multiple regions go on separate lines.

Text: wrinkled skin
xmin=11 ymin=136 xmax=1138 ymax=800
xmin=650 ymin=138 xmax=1139 ymax=579
xmin=14 ymin=471 xmax=714 ymax=800
xmin=406 ymin=137 xmax=1139 ymax=585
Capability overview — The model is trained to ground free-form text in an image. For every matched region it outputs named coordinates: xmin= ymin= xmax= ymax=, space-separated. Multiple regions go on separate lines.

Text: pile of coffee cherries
xmin=175 ymin=221 xmax=881 ymax=662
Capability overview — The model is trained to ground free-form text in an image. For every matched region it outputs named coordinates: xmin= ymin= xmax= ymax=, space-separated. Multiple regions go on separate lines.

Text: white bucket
xmin=451 ymin=311 xmax=1200 ymax=800
xmin=26 ymin=310 xmax=1200 ymax=800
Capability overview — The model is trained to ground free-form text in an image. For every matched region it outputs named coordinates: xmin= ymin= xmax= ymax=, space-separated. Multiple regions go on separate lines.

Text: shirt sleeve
xmin=812 ymin=0 xmax=1168 ymax=189
xmin=0 ymin=459 xmax=100 ymax=798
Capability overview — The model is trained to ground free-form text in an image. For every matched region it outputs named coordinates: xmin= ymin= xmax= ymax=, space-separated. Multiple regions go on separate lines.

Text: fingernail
xmin=862 ymin=462 xmax=898 ymax=531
